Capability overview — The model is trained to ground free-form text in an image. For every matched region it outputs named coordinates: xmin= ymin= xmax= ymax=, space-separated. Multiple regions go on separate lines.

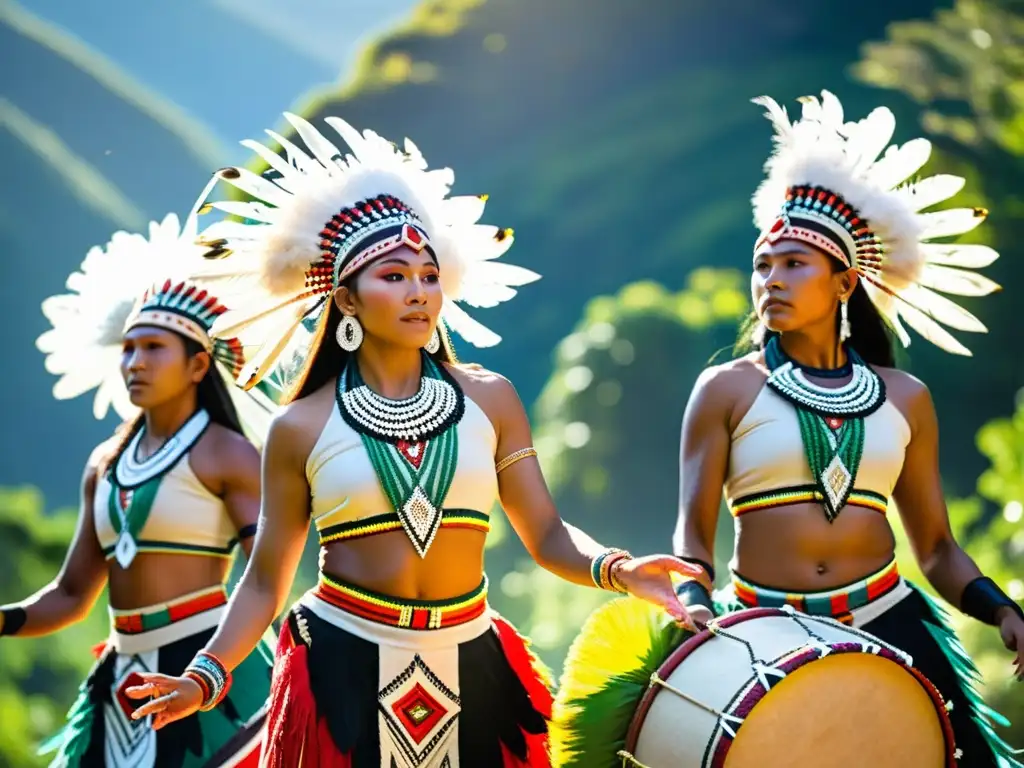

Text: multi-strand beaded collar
xmin=335 ymin=353 xmax=465 ymax=557
xmin=108 ymin=410 xmax=210 ymax=568
xmin=764 ymin=336 xmax=886 ymax=522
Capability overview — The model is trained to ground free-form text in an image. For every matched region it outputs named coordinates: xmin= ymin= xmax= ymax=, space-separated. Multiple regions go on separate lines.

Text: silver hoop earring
xmin=336 ymin=314 xmax=363 ymax=351
xmin=839 ymin=298 xmax=851 ymax=342
xmin=424 ymin=328 xmax=441 ymax=354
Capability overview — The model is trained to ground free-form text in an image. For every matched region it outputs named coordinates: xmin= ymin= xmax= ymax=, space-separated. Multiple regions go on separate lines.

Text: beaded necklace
xmin=108 ymin=409 xmax=210 ymax=568
xmin=764 ymin=337 xmax=886 ymax=522
xmin=335 ymin=353 xmax=465 ymax=557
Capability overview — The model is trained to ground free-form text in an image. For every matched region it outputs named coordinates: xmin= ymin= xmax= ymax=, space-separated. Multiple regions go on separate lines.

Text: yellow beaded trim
xmin=319 ymin=573 xmax=488 ymax=613
xmin=496 ymin=447 xmax=537 ymax=474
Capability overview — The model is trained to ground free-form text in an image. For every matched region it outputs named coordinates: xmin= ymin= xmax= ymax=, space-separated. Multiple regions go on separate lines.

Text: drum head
xmin=726 ymin=652 xmax=946 ymax=767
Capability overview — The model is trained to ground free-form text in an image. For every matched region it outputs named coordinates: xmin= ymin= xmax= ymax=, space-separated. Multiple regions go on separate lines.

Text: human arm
xmin=127 ymin=411 xmax=314 ymax=724
xmin=479 ymin=371 xmax=701 ymax=623
xmin=671 ymin=367 xmax=735 ymax=621
xmin=893 ymin=380 xmax=1023 ymax=678
xmin=1 ymin=456 xmax=108 ymax=637
xmin=217 ymin=432 xmax=262 ymax=559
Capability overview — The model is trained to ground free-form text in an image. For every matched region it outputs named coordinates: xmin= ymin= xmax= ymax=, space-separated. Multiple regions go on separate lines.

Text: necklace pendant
xmin=397 ymin=440 xmax=427 ymax=470
xmin=821 ymin=455 xmax=852 ymax=516
xmin=825 ymin=417 xmax=844 ymax=431
xmin=114 ymin=532 xmax=138 ymax=569
xmin=401 ymin=486 xmax=442 ymax=558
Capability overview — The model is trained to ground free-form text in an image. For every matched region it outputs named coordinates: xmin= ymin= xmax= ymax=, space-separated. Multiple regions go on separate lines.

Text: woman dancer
xmin=1 ymin=211 xmax=275 ymax=767
xmin=123 ymin=114 xmax=701 ymax=766
xmin=555 ymin=91 xmax=1022 ymax=767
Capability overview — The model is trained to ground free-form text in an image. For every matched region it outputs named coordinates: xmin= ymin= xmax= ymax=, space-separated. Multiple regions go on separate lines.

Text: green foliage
xmin=0 ymin=487 xmax=109 ymax=768
xmin=487 ymin=269 xmax=747 ymax=667
xmin=891 ymin=390 xmax=1024 ymax=747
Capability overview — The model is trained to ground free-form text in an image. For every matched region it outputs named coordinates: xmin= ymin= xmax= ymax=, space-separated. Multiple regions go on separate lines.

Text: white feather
xmin=193 ymin=112 xmax=539 ymax=382
xmin=896 ymin=283 xmax=987 ymax=333
xmin=441 ymin=298 xmax=502 ymax=347
xmin=895 ymin=301 xmax=973 ymax=356
xmin=865 ymin=138 xmax=932 ymax=191
xmin=917 ymin=264 xmax=1000 ymax=297
xmin=895 ymin=174 xmax=965 ymax=213
xmin=917 ymin=208 xmax=988 ymax=239
xmin=921 ymin=243 xmax=1000 ymax=269
xmin=752 ymin=89 xmax=999 ymax=356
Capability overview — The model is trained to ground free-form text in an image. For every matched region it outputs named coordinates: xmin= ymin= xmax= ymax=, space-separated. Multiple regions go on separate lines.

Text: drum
xmin=621 ymin=607 xmax=956 ymax=768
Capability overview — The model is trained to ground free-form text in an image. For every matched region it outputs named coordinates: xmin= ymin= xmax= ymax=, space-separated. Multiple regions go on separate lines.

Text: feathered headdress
xmin=191 ymin=112 xmax=540 ymax=391
xmin=36 ymin=198 xmax=277 ymax=445
xmin=751 ymin=90 xmax=1000 ymax=356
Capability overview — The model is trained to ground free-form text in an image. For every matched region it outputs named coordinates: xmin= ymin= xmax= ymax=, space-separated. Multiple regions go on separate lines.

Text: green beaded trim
xmin=765 ymin=337 xmax=884 ymax=522
xmin=336 ymin=356 xmax=461 ymax=558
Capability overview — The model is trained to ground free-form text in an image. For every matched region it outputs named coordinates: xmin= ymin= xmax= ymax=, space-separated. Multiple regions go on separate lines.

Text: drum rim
xmin=622 ymin=607 xmax=958 ymax=768
xmin=623 ymin=607 xmax=784 ymax=752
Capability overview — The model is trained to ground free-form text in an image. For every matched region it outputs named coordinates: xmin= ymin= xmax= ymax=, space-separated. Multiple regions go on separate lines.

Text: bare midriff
xmin=733 ymin=501 xmax=895 ymax=589
xmin=320 ymin=528 xmax=488 ymax=599
xmin=107 ymin=552 xmax=233 ymax=610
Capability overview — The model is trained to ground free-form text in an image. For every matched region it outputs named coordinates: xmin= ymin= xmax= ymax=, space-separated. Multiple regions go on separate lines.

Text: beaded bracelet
xmin=184 ymin=651 xmax=232 ymax=711
xmin=591 ymin=548 xmax=632 ymax=593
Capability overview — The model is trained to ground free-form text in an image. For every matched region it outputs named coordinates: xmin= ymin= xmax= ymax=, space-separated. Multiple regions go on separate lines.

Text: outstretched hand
xmin=612 ymin=554 xmax=710 ymax=632
xmin=997 ymin=608 xmax=1024 ymax=682
xmin=124 ymin=673 xmax=204 ymax=730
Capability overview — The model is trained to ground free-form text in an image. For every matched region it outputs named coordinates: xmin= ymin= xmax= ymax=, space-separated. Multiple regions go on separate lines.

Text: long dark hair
xmin=736 ymin=259 xmax=897 ymax=368
xmin=100 ymin=332 xmax=244 ymax=475
xmin=287 ymin=282 xmax=457 ymax=404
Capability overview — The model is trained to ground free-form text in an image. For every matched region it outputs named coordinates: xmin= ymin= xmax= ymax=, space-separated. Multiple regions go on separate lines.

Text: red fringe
xmin=261 ymin=622 xmax=350 ymax=768
xmin=492 ymin=615 xmax=553 ymax=767
xmin=91 ymin=641 xmax=108 ymax=659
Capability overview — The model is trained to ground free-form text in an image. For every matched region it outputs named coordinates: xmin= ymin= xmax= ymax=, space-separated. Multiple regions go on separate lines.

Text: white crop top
xmin=308 ymin=395 xmax=499 ymax=545
xmin=94 ymin=453 xmax=239 ymax=560
xmin=724 ymin=384 xmax=911 ymax=516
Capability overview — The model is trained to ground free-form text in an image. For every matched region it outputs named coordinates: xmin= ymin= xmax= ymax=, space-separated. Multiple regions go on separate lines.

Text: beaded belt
xmin=318 ymin=508 xmax=490 ymax=545
xmin=728 ymin=484 xmax=888 ymax=517
xmin=315 ymin=572 xmax=488 ymax=630
xmin=732 ymin=559 xmax=900 ymax=625
xmin=110 ymin=585 xmax=227 ymax=635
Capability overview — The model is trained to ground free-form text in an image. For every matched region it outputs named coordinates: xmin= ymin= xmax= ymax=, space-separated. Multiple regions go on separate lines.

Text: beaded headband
xmin=751 ymin=90 xmax=1000 ymax=356
xmin=125 ymin=279 xmax=246 ymax=379
xmin=192 ymin=112 xmax=540 ymax=392
xmin=37 ymin=207 xmax=275 ymax=442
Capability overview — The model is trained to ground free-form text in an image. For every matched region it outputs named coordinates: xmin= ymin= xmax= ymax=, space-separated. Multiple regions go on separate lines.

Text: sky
xmin=22 ymin=0 xmax=419 ymax=155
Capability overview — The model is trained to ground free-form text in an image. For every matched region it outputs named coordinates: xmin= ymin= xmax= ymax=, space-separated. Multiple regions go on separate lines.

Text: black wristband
xmin=960 ymin=577 xmax=1024 ymax=626
xmin=1 ymin=607 xmax=27 ymax=636
xmin=677 ymin=556 xmax=715 ymax=584
xmin=237 ymin=523 xmax=259 ymax=540
xmin=675 ymin=580 xmax=716 ymax=615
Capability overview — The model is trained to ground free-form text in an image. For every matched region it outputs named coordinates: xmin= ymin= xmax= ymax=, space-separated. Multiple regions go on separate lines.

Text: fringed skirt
xmin=262 ymin=573 xmax=553 ymax=768
xmin=41 ymin=585 xmax=273 ymax=768
xmin=723 ymin=560 xmax=1021 ymax=768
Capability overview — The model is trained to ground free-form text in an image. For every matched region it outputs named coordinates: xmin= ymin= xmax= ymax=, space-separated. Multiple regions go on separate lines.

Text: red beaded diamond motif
xmin=397 ymin=440 xmax=427 ymax=470
xmin=118 ymin=488 xmax=134 ymax=512
xmin=825 ymin=417 xmax=844 ymax=431
xmin=391 ymin=682 xmax=447 ymax=745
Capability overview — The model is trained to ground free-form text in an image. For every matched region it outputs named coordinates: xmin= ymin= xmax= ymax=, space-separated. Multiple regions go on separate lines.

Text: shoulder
xmin=686 ymin=354 xmax=767 ymax=421
xmin=445 ymin=363 xmax=521 ymax=411
xmin=84 ymin=435 xmax=120 ymax=489
xmin=873 ymin=366 xmax=933 ymax=428
xmin=444 ymin=363 xmax=524 ymax=439
xmin=265 ymin=383 xmax=335 ymax=463
xmin=201 ymin=423 xmax=260 ymax=465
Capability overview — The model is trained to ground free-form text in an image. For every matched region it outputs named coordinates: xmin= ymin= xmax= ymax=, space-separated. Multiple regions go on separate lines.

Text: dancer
xmin=122 ymin=114 xmax=701 ymax=766
xmin=1 ymin=210 xmax=276 ymax=767
xmin=554 ymin=91 xmax=1022 ymax=767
